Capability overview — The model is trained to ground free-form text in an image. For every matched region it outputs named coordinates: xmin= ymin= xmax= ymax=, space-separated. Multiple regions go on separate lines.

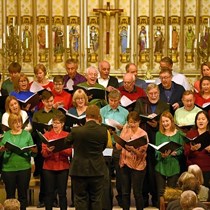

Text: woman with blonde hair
xmin=0 ymin=114 xmax=37 ymax=210
xmin=1 ymin=96 xmax=32 ymax=132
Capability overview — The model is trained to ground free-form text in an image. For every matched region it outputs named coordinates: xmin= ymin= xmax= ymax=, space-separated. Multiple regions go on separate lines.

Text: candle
xmin=66 ymin=25 xmax=70 ymax=48
xmin=26 ymin=38 xmax=28 ymax=48
xmin=198 ymin=33 xmax=201 ymax=42
xmin=87 ymin=25 xmax=90 ymax=48
xmin=169 ymin=25 xmax=172 ymax=49
xmin=21 ymin=31 xmax=24 ymax=42
xmin=45 ymin=25 xmax=48 ymax=48
xmin=17 ymin=26 xmax=20 ymax=36
xmin=13 ymin=17 xmax=15 ymax=26
xmin=3 ymin=33 xmax=5 ymax=44
xmin=127 ymin=25 xmax=130 ymax=48
xmin=0 ymin=38 xmax=2 ymax=49
xmin=7 ymin=26 xmax=9 ymax=36
xmin=146 ymin=25 xmax=149 ymax=48
xmin=194 ymin=38 xmax=197 ymax=49
xmin=208 ymin=18 xmax=210 ymax=28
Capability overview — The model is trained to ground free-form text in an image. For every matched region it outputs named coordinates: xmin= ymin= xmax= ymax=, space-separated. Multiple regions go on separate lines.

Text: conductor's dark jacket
xmin=66 ymin=120 xmax=108 ymax=177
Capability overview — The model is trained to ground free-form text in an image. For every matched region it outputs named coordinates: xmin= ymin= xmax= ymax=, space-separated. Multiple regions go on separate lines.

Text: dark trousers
xmin=142 ymin=149 xmax=157 ymax=207
xmin=71 ymin=175 xmax=104 ymax=210
xmin=112 ymin=149 xmax=122 ymax=206
xmin=120 ymin=165 xmax=146 ymax=210
xmin=203 ymin=171 xmax=210 ymax=188
xmin=43 ymin=169 xmax=69 ymax=210
xmin=2 ymin=168 xmax=31 ymax=210
xmin=155 ymin=171 xmax=179 ymax=207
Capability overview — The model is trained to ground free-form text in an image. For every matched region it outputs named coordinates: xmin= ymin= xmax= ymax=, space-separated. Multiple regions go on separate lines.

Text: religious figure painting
xmin=53 ymin=26 xmax=64 ymax=54
xmin=22 ymin=25 xmax=32 ymax=50
xmin=89 ymin=25 xmax=99 ymax=53
xmin=138 ymin=25 xmax=147 ymax=53
xmin=154 ymin=26 xmax=164 ymax=54
xmin=172 ymin=26 xmax=179 ymax=51
xmin=119 ymin=26 xmax=128 ymax=54
xmin=69 ymin=25 xmax=80 ymax=53
xmin=38 ymin=25 xmax=46 ymax=49
xmin=185 ymin=25 xmax=195 ymax=52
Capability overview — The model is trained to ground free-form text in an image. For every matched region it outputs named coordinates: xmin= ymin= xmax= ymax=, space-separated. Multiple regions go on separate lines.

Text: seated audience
xmin=180 ymin=190 xmax=198 ymax=210
xmin=3 ymin=199 xmax=20 ymax=210
xmin=194 ymin=62 xmax=210 ymax=93
xmin=188 ymin=164 xmax=210 ymax=201
xmin=167 ymin=177 xmax=208 ymax=210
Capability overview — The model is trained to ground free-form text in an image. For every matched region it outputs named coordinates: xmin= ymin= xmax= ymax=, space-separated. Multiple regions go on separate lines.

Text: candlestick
xmin=26 ymin=38 xmax=29 ymax=49
xmin=169 ymin=25 xmax=172 ymax=49
xmin=45 ymin=25 xmax=48 ymax=48
xmin=198 ymin=33 xmax=201 ymax=42
xmin=87 ymin=25 xmax=90 ymax=48
xmin=21 ymin=31 xmax=24 ymax=42
xmin=17 ymin=26 xmax=20 ymax=36
xmin=7 ymin=26 xmax=9 ymax=36
xmin=13 ymin=17 xmax=15 ymax=27
xmin=208 ymin=18 xmax=210 ymax=28
xmin=127 ymin=25 xmax=130 ymax=48
xmin=66 ymin=25 xmax=70 ymax=48
xmin=146 ymin=25 xmax=149 ymax=48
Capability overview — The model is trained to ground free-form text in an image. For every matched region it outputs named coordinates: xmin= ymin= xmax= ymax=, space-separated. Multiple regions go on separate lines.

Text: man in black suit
xmin=65 ymin=104 xmax=108 ymax=210
xmin=158 ymin=68 xmax=185 ymax=115
xmin=97 ymin=60 xmax=119 ymax=92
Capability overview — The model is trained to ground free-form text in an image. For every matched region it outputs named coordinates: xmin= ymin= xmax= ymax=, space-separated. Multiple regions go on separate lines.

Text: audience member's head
xmin=182 ymin=177 xmax=200 ymax=195
xmin=180 ymin=190 xmax=197 ymax=210
xmin=188 ymin=164 xmax=204 ymax=185
xmin=177 ymin=171 xmax=195 ymax=188
xmin=3 ymin=199 xmax=20 ymax=210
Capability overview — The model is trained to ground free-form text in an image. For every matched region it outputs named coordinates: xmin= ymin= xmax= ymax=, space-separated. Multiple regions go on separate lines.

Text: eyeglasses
xmin=159 ymin=76 xmax=171 ymax=80
xmin=19 ymin=79 xmax=27 ymax=83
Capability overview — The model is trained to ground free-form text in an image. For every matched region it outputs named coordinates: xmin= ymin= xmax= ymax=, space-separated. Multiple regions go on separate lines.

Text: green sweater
xmin=0 ymin=130 xmax=35 ymax=172
xmin=155 ymin=130 xmax=184 ymax=177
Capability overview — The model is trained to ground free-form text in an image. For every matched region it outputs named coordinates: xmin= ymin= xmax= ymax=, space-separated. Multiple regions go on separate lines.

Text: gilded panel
xmin=37 ymin=0 xmax=48 ymax=15
xmin=169 ymin=0 xmax=180 ymax=16
xmin=201 ymin=0 xmax=210 ymax=16
xmin=138 ymin=0 xmax=149 ymax=15
xmin=68 ymin=0 xmax=80 ymax=16
xmin=7 ymin=0 xmax=17 ymax=15
xmin=20 ymin=0 xmax=32 ymax=14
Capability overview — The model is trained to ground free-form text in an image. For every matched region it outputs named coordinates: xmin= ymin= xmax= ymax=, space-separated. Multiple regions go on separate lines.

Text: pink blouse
xmin=118 ymin=124 xmax=148 ymax=171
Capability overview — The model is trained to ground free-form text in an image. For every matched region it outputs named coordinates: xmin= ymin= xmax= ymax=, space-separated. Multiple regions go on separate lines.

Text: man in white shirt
xmin=97 ymin=60 xmax=119 ymax=92
xmin=155 ymin=56 xmax=191 ymax=90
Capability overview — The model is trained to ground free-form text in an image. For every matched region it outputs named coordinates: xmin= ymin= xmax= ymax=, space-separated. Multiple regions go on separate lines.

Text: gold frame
xmin=7 ymin=15 xmax=16 ymax=25
xmin=200 ymin=16 xmax=210 ymax=24
xmin=184 ymin=16 xmax=196 ymax=24
xmin=119 ymin=16 xmax=130 ymax=25
xmin=153 ymin=16 xmax=165 ymax=25
xmin=169 ymin=16 xmax=180 ymax=25
xmin=37 ymin=16 xmax=48 ymax=24
xmin=52 ymin=16 xmax=64 ymax=25
xmin=21 ymin=16 xmax=32 ymax=24
xmin=137 ymin=16 xmax=149 ymax=25
xmin=68 ymin=16 xmax=80 ymax=25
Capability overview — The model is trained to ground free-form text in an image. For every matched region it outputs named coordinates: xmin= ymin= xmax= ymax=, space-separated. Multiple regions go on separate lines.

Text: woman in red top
xmin=185 ymin=110 xmax=210 ymax=188
xmin=194 ymin=62 xmax=210 ymax=93
xmin=41 ymin=113 xmax=72 ymax=210
xmin=194 ymin=76 xmax=210 ymax=109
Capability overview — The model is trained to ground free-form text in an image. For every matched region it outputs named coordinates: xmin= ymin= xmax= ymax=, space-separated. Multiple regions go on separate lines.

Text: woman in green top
xmin=0 ymin=114 xmax=37 ymax=210
xmin=155 ymin=111 xmax=184 ymax=209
